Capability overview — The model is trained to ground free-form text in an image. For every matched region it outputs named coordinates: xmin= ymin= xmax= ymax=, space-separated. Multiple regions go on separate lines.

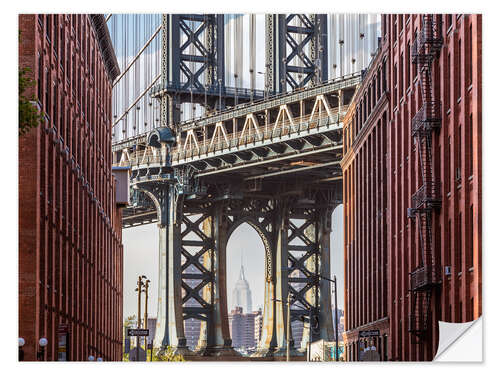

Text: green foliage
xmin=152 ymin=347 xmax=185 ymax=362
xmin=124 ymin=315 xmax=137 ymax=327
xmin=19 ymin=32 xmax=43 ymax=136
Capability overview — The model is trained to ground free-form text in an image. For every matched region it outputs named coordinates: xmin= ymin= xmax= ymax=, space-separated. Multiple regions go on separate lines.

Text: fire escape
xmin=407 ymin=15 xmax=443 ymax=342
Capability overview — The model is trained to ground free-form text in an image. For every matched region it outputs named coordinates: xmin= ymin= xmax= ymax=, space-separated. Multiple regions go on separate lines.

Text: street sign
xmin=127 ymin=328 xmax=149 ymax=337
xmin=359 ymin=329 xmax=380 ymax=338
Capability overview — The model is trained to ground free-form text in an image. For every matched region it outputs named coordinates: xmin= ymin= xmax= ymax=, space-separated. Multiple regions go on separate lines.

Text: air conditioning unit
xmin=444 ymin=266 xmax=452 ymax=276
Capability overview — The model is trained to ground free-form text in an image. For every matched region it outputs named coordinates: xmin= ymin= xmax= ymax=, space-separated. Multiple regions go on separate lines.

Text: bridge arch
xmin=225 ymin=217 xmax=273 ymax=353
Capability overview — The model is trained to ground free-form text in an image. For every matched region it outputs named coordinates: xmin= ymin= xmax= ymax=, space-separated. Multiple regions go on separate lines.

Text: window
xmin=447 ymin=52 xmax=451 ymax=109
xmin=393 ymin=63 xmax=398 ymax=101
xmin=447 ymin=136 xmax=451 ymax=192
xmin=399 ymin=52 xmax=403 ymax=98
xmin=37 ymin=53 xmax=43 ymax=102
xmin=54 ymin=15 xmax=58 ymax=55
xmin=469 ymin=204 xmax=474 ymax=269
xmin=470 ymin=298 xmax=474 ymax=321
xmin=406 ymin=42 xmax=411 ymax=90
xmin=447 ymin=219 xmax=452 ymax=266
xmin=45 ymin=70 xmax=50 ymax=115
xmin=469 ymin=114 xmax=473 ymax=176
xmin=457 ymin=125 xmax=462 ymax=182
xmin=469 ymin=24 xmax=473 ymax=86
xmin=458 ymin=39 xmax=462 ymax=99
xmin=53 ymin=84 xmax=58 ymax=129
xmin=393 ymin=15 xmax=397 ymax=40
xmin=457 ymin=212 xmax=462 ymax=272
xmin=46 ymin=15 xmax=52 ymax=43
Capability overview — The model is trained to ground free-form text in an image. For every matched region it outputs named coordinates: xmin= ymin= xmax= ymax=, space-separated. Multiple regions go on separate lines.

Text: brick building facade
xmin=341 ymin=14 xmax=482 ymax=361
xmin=19 ymin=14 xmax=123 ymax=361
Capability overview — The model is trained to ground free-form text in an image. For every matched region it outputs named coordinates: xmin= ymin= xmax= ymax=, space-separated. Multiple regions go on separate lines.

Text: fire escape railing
xmin=407 ymin=15 xmax=443 ymax=341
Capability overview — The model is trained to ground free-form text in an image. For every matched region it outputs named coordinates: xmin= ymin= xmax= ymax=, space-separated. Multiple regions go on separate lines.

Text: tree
xmin=152 ymin=347 xmax=185 ymax=362
xmin=19 ymin=32 xmax=43 ymax=136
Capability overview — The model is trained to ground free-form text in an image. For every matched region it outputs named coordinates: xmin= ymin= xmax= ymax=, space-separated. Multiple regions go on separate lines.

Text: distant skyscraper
xmin=232 ymin=264 xmax=252 ymax=313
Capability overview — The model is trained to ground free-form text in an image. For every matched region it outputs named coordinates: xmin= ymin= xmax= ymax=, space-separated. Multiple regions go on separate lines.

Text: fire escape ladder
xmin=408 ymin=15 xmax=443 ymax=340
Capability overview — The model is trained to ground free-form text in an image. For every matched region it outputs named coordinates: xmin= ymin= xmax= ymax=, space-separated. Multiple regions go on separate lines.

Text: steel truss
xmin=266 ymin=14 xmax=328 ymax=93
xmin=131 ymin=165 xmax=339 ymax=357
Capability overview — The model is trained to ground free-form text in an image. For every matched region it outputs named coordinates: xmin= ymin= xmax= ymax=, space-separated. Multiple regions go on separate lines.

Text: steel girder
xmin=266 ymin=14 xmax=328 ymax=93
xmin=159 ymin=14 xmax=225 ymax=127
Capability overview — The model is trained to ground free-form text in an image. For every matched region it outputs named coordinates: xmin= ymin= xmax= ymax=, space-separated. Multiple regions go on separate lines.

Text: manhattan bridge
xmin=109 ymin=14 xmax=380 ymax=358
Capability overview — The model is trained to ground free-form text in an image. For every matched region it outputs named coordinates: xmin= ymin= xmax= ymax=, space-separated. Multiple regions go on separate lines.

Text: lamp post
xmin=37 ymin=337 xmax=48 ymax=361
xmin=135 ymin=275 xmax=148 ymax=361
xmin=334 ymin=275 xmax=339 ymax=361
xmin=144 ymin=279 xmax=150 ymax=361
xmin=313 ymin=273 xmax=340 ymax=361
xmin=18 ymin=337 xmax=25 ymax=361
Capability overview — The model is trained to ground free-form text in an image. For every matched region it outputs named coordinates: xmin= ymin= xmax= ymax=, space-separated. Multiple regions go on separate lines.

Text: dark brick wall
xmin=19 ymin=14 xmax=123 ymax=361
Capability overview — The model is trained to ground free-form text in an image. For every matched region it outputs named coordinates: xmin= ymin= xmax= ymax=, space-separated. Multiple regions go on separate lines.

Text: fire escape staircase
xmin=407 ymin=15 xmax=443 ymax=342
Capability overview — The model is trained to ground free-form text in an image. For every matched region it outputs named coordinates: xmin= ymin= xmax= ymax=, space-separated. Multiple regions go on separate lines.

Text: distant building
xmin=229 ymin=307 xmax=262 ymax=349
xmin=146 ymin=318 xmax=157 ymax=346
xmin=232 ymin=265 xmax=252 ymax=313
xmin=182 ymin=264 xmax=202 ymax=350
xmin=254 ymin=308 xmax=263 ymax=347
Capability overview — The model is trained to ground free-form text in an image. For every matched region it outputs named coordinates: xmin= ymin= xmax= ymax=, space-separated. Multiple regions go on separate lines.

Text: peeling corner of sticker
xmin=433 ymin=316 xmax=483 ymax=362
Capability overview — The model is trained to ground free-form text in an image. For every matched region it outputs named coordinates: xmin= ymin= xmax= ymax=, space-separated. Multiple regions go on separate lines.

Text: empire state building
xmin=232 ymin=264 xmax=252 ymax=313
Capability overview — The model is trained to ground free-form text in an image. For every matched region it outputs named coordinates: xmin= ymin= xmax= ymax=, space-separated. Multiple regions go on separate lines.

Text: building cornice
xmin=89 ymin=14 xmax=120 ymax=82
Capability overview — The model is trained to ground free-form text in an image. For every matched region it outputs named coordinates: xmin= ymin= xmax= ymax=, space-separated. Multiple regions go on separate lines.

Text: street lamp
xmin=18 ymin=337 xmax=25 ymax=361
xmin=313 ymin=273 xmax=340 ymax=361
xmin=37 ymin=337 xmax=48 ymax=361
xmin=135 ymin=275 xmax=148 ymax=361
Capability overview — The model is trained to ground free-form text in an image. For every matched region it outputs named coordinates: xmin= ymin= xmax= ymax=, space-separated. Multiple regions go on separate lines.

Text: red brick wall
xmin=341 ymin=14 xmax=482 ymax=361
xmin=341 ymin=39 xmax=390 ymax=361
xmin=18 ymin=14 xmax=123 ymax=361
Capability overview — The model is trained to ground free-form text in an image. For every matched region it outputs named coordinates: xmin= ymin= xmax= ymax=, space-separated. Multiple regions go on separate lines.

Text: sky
xmin=122 ymin=204 xmax=344 ymax=320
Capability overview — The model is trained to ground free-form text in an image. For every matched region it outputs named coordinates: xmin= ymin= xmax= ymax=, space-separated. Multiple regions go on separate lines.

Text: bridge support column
xmin=271 ymin=201 xmax=290 ymax=356
xmin=318 ymin=206 xmax=335 ymax=341
xmin=150 ymin=186 xmax=190 ymax=355
xmin=196 ymin=204 xmax=239 ymax=357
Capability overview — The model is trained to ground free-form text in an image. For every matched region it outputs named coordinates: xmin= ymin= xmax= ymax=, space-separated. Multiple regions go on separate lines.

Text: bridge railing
xmin=116 ymin=104 xmax=348 ymax=167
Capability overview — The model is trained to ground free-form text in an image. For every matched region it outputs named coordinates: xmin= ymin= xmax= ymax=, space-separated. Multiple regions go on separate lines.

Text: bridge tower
xmin=113 ymin=14 xmax=359 ymax=358
xmin=266 ymin=14 xmax=328 ymax=93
